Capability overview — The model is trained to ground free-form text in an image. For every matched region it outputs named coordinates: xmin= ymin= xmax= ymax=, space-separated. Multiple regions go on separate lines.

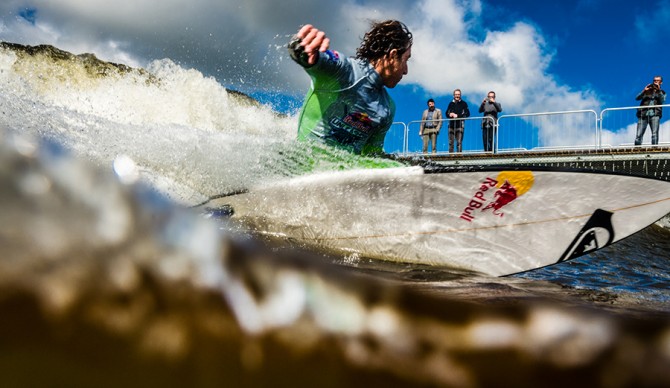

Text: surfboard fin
xmin=203 ymin=204 xmax=235 ymax=218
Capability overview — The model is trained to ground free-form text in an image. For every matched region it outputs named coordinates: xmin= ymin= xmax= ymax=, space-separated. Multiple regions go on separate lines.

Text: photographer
xmin=635 ymin=76 xmax=666 ymax=146
xmin=478 ymin=91 xmax=502 ymax=152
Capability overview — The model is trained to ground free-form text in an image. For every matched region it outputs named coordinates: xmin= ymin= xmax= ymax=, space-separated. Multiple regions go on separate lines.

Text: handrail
xmin=600 ymin=103 xmax=670 ymax=113
xmin=498 ymin=109 xmax=598 ymax=119
xmin=497 ymin=109 xmax=598 ymax=152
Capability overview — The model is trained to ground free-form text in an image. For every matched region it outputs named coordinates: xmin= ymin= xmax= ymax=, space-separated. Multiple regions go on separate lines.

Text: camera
xmin=648 ymin=83 xmax=659 ymax=90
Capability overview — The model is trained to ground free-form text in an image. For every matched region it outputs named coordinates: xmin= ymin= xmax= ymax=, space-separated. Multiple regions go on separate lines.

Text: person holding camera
xmin=635 ymin=76 xmax=666 ymax=146
xmin=478 ymin=91 xmax=502 ymax=152
xmin=419 ymin=98 xmax=442 ymax=153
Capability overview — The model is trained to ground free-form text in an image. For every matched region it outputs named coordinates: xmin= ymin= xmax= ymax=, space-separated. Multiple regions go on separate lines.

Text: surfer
xmin=287 ymin=20 xmax=413 ymax=155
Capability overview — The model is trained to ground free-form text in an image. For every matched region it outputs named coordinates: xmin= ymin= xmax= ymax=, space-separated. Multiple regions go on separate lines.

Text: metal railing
xmin=600 ymin=104 xmax=670 ymax=148
xmin=401 ymin=116 xmax=496 ymax=155
xmin=389 ymin=104 xmax=670 ymax=156
xmin=497 ymin=110 xmax=598 ymax=153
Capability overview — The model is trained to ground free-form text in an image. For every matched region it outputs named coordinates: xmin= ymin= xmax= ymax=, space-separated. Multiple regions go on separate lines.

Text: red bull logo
xmin=482 ymin=180 xmax=517 ymax=216
xmin=460 ymin=171 xmax=534 ymax=222
xmin=343 ymin=112 xmax=373 ymax=132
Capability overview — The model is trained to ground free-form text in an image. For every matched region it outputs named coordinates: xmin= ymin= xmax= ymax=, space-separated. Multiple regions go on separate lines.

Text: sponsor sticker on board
xmin=460 ymin=171 xmax=535 ymax=222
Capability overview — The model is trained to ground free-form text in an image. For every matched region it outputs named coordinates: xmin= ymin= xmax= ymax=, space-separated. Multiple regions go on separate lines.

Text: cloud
xmin=0 ymin=0 xmax=357 ymax=91
xmin=0 ymin=0 xmax=602 ymax=118
xmin=402 ymin=1 xmax=601 ymax=114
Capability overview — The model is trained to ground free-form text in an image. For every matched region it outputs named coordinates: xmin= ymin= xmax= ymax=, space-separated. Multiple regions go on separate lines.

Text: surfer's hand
xmin=296 ymin=25 xmax=330 ymax=65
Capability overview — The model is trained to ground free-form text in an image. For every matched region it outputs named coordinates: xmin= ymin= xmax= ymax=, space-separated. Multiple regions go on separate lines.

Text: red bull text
xmin=459 ymin=172 xmax=532 ymax=222
xmin=460 ymin=177 xmax=498 ymax=222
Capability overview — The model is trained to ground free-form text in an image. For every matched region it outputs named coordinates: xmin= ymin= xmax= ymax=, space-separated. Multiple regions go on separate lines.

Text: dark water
xmin=515 ymin=223 xmax=670 ymax=304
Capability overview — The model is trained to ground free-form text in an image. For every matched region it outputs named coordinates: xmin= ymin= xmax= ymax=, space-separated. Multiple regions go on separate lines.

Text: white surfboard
xmin=200 ymin=166 xmax=670 ymax=276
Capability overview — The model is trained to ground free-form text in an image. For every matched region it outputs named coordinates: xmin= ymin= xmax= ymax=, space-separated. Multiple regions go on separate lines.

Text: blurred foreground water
xmin=2 ymin=130 xmax=670 ymax=388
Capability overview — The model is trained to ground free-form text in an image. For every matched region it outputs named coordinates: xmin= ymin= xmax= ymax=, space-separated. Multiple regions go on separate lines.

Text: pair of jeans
xmin=449 ymin=123 xmax=464 ymax=153
xmin=482 ymin=121 xmax=494 ymax=152
xmin=422 ymin=132 xmax=437 ymax=153
xmin=635 ymin=115 xmax=660 ymax=145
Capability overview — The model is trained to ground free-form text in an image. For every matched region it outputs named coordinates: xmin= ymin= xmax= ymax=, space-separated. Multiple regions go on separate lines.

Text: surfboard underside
xmin=203 ymin=167 xmax=670 ymax=276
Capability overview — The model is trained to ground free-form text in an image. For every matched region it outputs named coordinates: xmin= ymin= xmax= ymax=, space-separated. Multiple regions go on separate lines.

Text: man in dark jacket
xmin=446 ymin=89 xmax=470 ymax=153
xmin=479 ymin=91 xmax=502 ymax=152
xmin=635 ymin=76 xmax=666 ymax=146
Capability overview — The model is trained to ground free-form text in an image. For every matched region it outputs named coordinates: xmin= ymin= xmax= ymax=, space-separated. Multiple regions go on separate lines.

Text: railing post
xmin=600 ymin=114 xmax=603 ymax=149
xmin=404 ymin=121 xmax=409 ymax=156
xmin=494 ymin=117 xmax=499 ymax=154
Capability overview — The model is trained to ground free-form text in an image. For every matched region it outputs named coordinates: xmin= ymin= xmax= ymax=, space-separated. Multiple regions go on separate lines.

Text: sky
xmin=0 ymin=0 xmax=669 ymax=150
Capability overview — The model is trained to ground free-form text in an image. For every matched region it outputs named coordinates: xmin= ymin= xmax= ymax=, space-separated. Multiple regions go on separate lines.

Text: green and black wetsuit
xmin=289 ymin=45 xmax=395 ymax=155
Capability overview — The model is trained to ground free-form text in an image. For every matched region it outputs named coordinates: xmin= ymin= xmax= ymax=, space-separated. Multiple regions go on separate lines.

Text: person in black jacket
xmin=479 ymin=91 xmax=502 ymax=152
xmin=635 ymin=76 xmax=666 ymax=146
xmin=446 ymin=89 xmax=470 ymax=153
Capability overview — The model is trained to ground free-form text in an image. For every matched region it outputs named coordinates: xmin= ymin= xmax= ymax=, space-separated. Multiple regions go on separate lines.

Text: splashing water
xmin=0 ymin=43 xmax=401 ymax=205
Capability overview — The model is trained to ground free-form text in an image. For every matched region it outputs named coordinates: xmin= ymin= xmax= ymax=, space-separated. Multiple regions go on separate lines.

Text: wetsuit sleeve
xmin=303 ymin=50 xmax=352 ymax=90
xmin=288 ymin=36 xmax=348 ymax=79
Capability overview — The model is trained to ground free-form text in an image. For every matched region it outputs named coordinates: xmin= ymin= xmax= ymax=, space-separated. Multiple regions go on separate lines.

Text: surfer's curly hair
xmin=356 ymin=20 xmax=412 ymax=63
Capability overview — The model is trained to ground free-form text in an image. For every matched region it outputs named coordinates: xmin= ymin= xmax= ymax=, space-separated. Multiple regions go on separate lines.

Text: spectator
xmin=446 ymin=89 xmax=470 ymax=153
xmin=419 ymin=98 xmax=442 ymax=153
xmin=478 ymin=91 xmax=502 ymax=152
xmin=635 ymin=76 xmax=666 ymax=146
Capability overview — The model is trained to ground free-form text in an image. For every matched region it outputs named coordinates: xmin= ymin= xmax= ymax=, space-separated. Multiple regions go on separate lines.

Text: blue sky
xmin=384 ymin=1 xmax=669 ymax=149
xmin=0 ymin=0 xmax=668 ymax=150
xmin=484 ymin=1 xmax=667 ymax=109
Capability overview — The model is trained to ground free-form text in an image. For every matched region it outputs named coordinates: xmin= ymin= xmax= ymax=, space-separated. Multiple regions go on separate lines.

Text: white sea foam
xmin=0 ymin=45 xmax=306 ymax=204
